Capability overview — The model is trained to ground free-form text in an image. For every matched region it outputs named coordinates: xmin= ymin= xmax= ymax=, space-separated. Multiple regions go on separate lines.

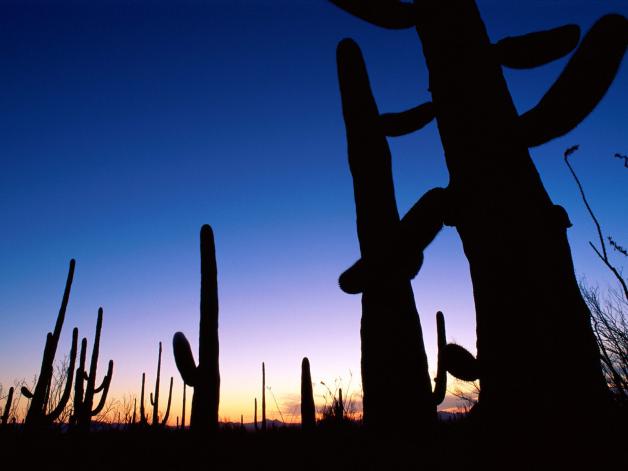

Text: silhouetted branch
xmin=564 ymin=146 xmax=628 ymax=301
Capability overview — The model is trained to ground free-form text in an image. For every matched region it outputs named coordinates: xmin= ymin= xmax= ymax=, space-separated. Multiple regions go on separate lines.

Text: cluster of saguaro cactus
xmin=72 ymin=308 xmax=114 ymax=432
xmin=172 ymin=224 xmax=220 ymax=433
xmin=149 ymin=342 xmax=173 ymax=428
xmin=300 ymin=358 xmax=315 ymax=430
xmin=22 ymin=260 xmax=79 ymax=430
xmin=331 ymin=0 xmax=626 ymax=431
xmin=335 ymin=39 xmax=451 ymax=433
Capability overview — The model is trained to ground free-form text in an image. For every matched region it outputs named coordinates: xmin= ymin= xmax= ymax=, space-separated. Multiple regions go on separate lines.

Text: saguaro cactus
xmin=139 ymin=372 xmax=148 ymax=426
xmin=336 ymin=42 xmax=450 ymax=433
xmin=75 ymin=308 xmax=114 ymax=432
xmin=254 ymin=397 xmax=258 ymax=431
xmin=181 ymin=381 xmax=186 ymax=430
xmin=23 ymin=260 xmax=79 ymax=430
xmin=332 ymin=0 xmax=626 ymax=431
xmin=150 ymin=342 xmax=173 ymax=427
xmin=300 ymin=358 xmax=316 ymax=430
xmin=172 ymin=224 xmax=220 ymax=432
xmin=261 ymin=362 xmax=266 ymax=431
xmin=1 ymin=387 xmax=14 ymax=426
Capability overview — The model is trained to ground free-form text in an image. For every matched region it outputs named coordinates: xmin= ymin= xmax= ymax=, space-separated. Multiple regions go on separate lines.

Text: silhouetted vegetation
xmin=332 ymin=0 xmax=626 ymax=439
xmin=172 ymin=224 xmax=221 ymax=433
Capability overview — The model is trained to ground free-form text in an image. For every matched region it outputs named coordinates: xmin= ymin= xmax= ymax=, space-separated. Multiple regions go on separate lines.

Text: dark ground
xmin=1 ymin=417 xmax=625 ymax=470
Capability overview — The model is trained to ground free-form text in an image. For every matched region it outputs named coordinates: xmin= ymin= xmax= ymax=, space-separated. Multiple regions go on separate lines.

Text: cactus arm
xmin=339 ymin=187 xmax=446 ymax=294
xmin=380 ymin=102 xmax=435 ymax=137
xmin=47 ymin=327 xmax=79 ymax=422
xmin=72 ymin=337 xmax=87 ymax=424
xmin=91 ymin=360 xmax=113 ymax=417
xmin=150 ymin=393 xmax=155 ymax=407
xmin=494 ymin=24 xmax=580 ymax=69
xmin=51 ymin=259 xmax=75 ymax=344
xmin=172 ymin=332 xmax=198 ymax=387
xmin=519 ymin=14 xmax=627 ymax=147
xmin=2 ymin=387 xmax=14 ymax=425
xmin=432 ymin=312 xmax=447 ymax=405
xmin=21 ymin=386 xmax=33 ymax=399
xmin=443 ymin=344 xmax=480 ymax=382
xmin=329 ymin=0 xmax=415 ymax=30
xmin=161 ymin=377 xmax=173 ymax=426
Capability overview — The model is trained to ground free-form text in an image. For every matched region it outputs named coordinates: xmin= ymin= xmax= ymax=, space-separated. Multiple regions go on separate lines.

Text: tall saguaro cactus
xmin=336 ymin=41 xmax=449 ymax=433
xmin=173 ymin=224 xmax=220 ymax=433
xmin=300 ymin=357 xmax=316 ymax=430
xmin=331 ymin=0 xmax=626 ymax=432
xmin=75 ymin=308 xmax=114 ymax=432
xmin=23 ymin=260 xmax=79 ymax=430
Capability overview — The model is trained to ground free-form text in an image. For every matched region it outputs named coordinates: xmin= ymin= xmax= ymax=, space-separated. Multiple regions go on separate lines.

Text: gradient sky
xmin=1 ymin=0 xmax=626 ymax=424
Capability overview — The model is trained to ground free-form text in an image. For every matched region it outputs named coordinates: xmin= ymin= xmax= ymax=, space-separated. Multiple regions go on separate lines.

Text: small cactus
xmin=300 ymin=357 xmax=315 ymax=430
xmin=1 ymin=387 xmax=14 ymax=426
xmin=139 ymin=372 xmax=148 ymax=426
xmin=254 ymin=397 xmax=258 ymax=431
xmin=149 ymin=342 xmax=173 ymax=427
xmin=261 ymin=362 xmax=266 ymax=431
xmin=181 ymin=381 xmax=187 ymax=430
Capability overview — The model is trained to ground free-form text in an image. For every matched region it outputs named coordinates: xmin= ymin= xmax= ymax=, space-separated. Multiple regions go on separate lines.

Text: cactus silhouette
xmin=254 ymin=397 xmax=258 ymax=431
xmin=331 ymin=0 xmax=626 ymax=431
xmin=149 ymin=342 xmax=173 ymax=427
xmin=336 ymin=41 xmax=450 ymax=432
xmin=181 ymin=381 xmax=187 ymax=430
xmin=74 ymin=308 xmax=114 ymax=432
xmin=1 ymin=387 xmax=14 ymax=426
xmin=300 ymin=357 xmax=316 ymax=430
xmin=139 ymin=372 xmax=148 ymax=426
xmin=172 ymin=224 xmax=220 ymax=433
xmin=23 ymin=260 xmax=79 ymax=430
xmin=261 ymin=362 xmax=267 ymax=431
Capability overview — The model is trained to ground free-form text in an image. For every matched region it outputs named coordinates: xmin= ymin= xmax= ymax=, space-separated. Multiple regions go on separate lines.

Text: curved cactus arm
xmin=172 ymin=332 xmax=198 ymax=387
xmin=21 ymin=386 xmax=34 ymax=399
xmin=339 ymin=187 xmax=446 ymax=294
xmin=161 ymin=377 xmax=173 ymax=426
xmin=2 ymin=387 xmax=14 ymax=425
xmin=380 ymin=102 xmax=435 ymax=137
xmin=432 ymin=311 xmax=447 ymax=405
xmin=444 ymin=344 xmax=480 ymax=382
xmin=47 ymin=327 xmax=79 ymax=422
xmin=149 ymin=393 xmax=155 ymax=407
xmin=91 ymin=360 xmax=113 ymax=417
xmin=520 ymin=14 xmax=627 ymax=147
xmin=329 ymin=0 xmax=415 ymax=30
xmin=495 ymin=24 xmax=580 ymax=69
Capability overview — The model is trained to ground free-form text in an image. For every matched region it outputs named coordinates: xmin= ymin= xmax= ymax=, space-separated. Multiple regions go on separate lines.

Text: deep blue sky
xmin=1 ymin=0 xmax=626 ymax=421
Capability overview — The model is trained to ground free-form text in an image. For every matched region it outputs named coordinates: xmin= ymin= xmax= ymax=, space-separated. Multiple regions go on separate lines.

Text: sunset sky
xmin=1 ymin=0 xmax=626 ymax=424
